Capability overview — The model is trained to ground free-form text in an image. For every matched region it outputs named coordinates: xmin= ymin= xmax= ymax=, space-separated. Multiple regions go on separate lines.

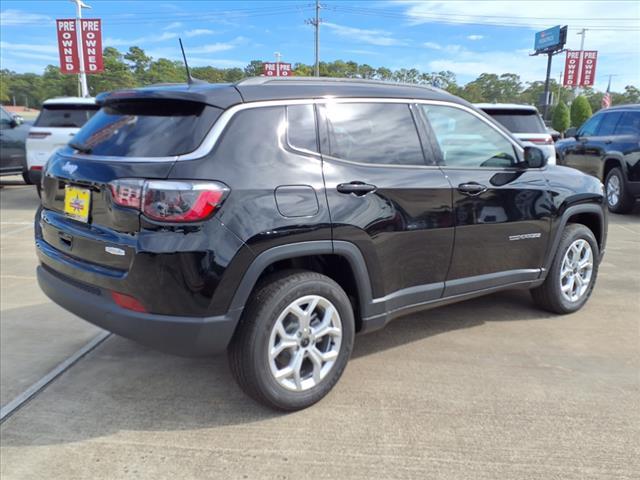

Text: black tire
xmin=22 ymin=171 xmax=33 ymax=185
xmin=605 ymin=167 xmax=634 ymax=214
xmin=228 ymin=270 xmax=355 ymax=411
xmin=531 ymin=223 xmax=599 ymax=314
xmin=35 ymin=183 xmax=42 ymax=198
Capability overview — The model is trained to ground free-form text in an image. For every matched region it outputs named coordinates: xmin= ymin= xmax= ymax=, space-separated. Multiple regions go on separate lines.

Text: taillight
xmin=111 ymin=291 xmax=146 ymax=313
xmin=108 ymin=179 xmax=229 ymax=222
xmin=523 ymin=137 xmax=554 ymax=145
xmin=109 ymin=179 xmax=144 ymax=209
xmin=28 ymin=132 xmax=51 ymax=139
xmin=30 ymin=166 xmax=43 ymax=171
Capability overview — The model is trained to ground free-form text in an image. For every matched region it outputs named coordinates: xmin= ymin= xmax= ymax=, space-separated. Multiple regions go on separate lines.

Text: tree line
xmin=1 ymin=45 xmax=638 ymax=121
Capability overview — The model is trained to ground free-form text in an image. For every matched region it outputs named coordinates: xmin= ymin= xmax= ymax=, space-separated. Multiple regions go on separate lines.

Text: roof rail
xmin=235 ymin=76 xmax=443 ymax=93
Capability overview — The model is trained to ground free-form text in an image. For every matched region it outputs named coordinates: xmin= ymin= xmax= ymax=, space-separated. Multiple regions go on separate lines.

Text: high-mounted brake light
xmin=108 ymin=179 xmax=229 ymax=222
xmin=28 ymin=132 xmax=52 ymax=139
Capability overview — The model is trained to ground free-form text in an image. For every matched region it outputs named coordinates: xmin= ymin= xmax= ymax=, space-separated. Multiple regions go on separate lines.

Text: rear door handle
xmin=337 ymin=182 xmax=377 ymax=196
xmin=458 ymin=182 xmax=488 ymax=196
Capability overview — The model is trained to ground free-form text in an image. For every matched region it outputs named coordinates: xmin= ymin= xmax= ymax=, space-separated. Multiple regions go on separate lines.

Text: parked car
xmin=556 ymin=104 xmax=640 ymax=213
xmin=1 ymin=105 xmax=32 ymax=181
xmin=36 ymin=78 xmax=608 ymax=411
xmin=26 ymin=97 xmax=98 ymax=190
xmin=476 ymin=103 xmax=556 ymax=164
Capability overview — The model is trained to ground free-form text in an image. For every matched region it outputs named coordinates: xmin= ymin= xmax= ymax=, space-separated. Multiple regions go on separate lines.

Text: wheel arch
xmin=543 ymin=204 xmax=606 ymax=274
xmin=228 ymin=241 xmax=375 ymax=333
xmin=603 ymin=156 xmax=625 ymax=182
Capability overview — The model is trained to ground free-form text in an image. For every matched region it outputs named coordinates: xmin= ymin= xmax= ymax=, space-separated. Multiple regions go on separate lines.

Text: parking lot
xmin=0 ymin=178 xmax=638 ymax=479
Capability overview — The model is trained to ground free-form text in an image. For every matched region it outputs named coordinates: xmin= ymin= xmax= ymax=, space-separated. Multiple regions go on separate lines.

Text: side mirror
xmin=523 ymin=146 xmax=547 ymax=168
xmin=8 ymin=118 xmax=19 ymax=128
xmin=565 ymin=127 xmax=578 ymax=138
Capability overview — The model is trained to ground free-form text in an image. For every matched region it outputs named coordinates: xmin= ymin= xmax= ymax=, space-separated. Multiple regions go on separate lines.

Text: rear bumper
xmin=37 ymin=264 xmax=242 ymax=357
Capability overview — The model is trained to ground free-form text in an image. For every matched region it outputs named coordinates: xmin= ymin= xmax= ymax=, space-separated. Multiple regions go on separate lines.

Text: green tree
xmin=244 ymin=60 xmax=264 ymax=78
xmin=88 ymin=47 xmax=136 ymax=95
xmin=143 ymin=58 xmax=186 ymax=85
xmin=552 ymin=101 xmax=570 ymax=134
xmin=622 ymin=85 xmax=640 ymax=104
xmin=124 ymin=46 xmax=151 ymax=77
xmin=570 ymin=95 xmax=592 ymax=128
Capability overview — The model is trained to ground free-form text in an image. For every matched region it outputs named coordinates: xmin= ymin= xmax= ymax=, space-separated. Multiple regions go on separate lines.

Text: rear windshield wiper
xmin=69 ymin=141 xmax=92 ymax=154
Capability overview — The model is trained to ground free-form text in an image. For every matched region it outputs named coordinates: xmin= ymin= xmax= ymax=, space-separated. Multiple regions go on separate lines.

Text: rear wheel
xmin=228 ymin=271 xmax=354 ymax=411
xmin=531 ymin=224 xmax=599 ymax=314
xmin=605 ymin=167 xmax=634 ymax=214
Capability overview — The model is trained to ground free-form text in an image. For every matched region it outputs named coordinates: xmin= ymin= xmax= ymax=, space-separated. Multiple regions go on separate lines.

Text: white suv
xmin=475 ymin=103 xmax=556 ymax=165
xmin=26 ymin=97 xmax=98 ymax=190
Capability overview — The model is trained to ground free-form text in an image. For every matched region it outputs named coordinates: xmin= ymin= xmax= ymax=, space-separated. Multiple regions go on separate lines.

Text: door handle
xmin=337 ymin=181 xmax=377 ymax=196
xmin=458 ymin=182 xmax=488 ymax=196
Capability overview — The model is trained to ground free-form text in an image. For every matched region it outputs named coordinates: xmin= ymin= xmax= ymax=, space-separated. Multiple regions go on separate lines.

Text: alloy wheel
xmin=606 ymin=174 xmax=620 ymax=207
xmin=559 ymin=239 xmax=594 ymax=303
xmin=268 ymin=295 xmax=342 ymax=391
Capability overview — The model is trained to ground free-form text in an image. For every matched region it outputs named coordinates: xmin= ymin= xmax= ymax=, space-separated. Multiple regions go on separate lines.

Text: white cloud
xmin=0 ymin=9 xmax=52 ymax=26
xmin=399 ymin=1 xmax=639 ymax=90
xmin=164 ymin=22 xmax=184 ymax=30
xmin=467 ymin=35 xmax=484 ymax=41
xmin=0 ymin=41 xmax=58 ymax=54
xmin=185 ymin=29 xmax=216 ymax=38
xmin=423 ymin=41 xmax=442 ymax=50
xmin=323 ymin=22 xmax=406 ymax=46
xmin=105 ymin=32 xmax=179 ymax=47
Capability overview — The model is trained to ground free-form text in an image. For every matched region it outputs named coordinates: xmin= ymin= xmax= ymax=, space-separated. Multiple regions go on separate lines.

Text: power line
xmin=329 ymin=5 xmax=640 ymax=30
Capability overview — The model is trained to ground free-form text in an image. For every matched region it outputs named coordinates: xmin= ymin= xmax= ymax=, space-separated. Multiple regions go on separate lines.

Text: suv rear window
xmin=71 ymin=100 xmax=222 ymax=157
xmin=482 ymin=109 xmax=546 ymax=134
xmin=35 ymin=104 xmax=98 ymax=128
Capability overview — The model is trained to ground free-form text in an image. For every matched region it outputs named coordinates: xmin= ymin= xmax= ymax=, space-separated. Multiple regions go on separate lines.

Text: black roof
xmin=96 ymin=77 xmax=465 ymax=109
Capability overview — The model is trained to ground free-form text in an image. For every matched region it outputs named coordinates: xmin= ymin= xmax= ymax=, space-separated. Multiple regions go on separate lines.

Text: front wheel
xmin=605 ymin=167 xmax=634 ymax=214
xmin=228 ymin=271 xmax=355 ymax=411
xmin=531 ymin=224 xmax=599 ymax=314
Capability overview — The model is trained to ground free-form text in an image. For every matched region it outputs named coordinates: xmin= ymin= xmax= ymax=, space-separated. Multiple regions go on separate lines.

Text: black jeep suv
xmin=36 ymin=78 xmax=608 ymax=410
xmin=556 ymin=104 xmax=640 ymax=213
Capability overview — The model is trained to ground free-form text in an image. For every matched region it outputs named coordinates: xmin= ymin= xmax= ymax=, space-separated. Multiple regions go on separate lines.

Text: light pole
xmin=70 ymin=0 xmax=91 ymax=97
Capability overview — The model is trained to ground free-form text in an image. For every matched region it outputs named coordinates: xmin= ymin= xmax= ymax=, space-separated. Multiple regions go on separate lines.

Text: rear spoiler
xmin=96 ymin=84 xmax=243 ymax=109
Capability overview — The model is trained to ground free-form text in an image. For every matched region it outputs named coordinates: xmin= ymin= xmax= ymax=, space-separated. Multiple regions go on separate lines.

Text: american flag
xmin=601 ymin=77 xmax=612 ymax=109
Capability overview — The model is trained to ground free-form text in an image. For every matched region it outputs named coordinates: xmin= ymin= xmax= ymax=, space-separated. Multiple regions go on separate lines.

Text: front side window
xmin=35 ymin=104 xmax=99 ymax=128
xmin=422 ymin=104 xmax=516 ymax=168
xmin=596 ymin=112 xmax=623 ymax=136
xmin=322 ymin=103 xmax=425 ymax=166
xmin=578 ymin=115 xmax=602 ymax=137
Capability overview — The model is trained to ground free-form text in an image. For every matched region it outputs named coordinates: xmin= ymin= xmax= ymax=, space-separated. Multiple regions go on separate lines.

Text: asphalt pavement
xmin=1 ymin=179 xmax=638 ymax=480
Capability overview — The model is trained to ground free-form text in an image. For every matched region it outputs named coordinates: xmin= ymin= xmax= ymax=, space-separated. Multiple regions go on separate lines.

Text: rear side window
xmin=616 ymin=111 xmax=640 ymax=135
xmin=422 ymin=104 xmax=516 ymax=168
xmin=322 ymin=103 xmax=425 ymax=166
xmin=287 ymin=105 xmax=317 ymax=152
xmin=481 ymin=109 xmax=546 ymax=133
xmin=71 ymin=100 xmax=221 ymax=157
xmin=596 ymin=112 xmax=623 ymax=136
xmin=35 ymin=104 xmax=98 ymax=128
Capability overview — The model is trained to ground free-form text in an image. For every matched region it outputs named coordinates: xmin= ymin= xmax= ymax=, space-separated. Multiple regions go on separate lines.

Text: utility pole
xmin=71 ymin=0 xmax=91 ymax=97
xmin=275 ymin=51 xmax=282 ymax=76
xmin=306 ymin=1 xmax=321 ymax=77
xmin=542 ymin=52 xmax=553 ymax=119
xmin=574 ymin=28 xmax=587 ymax=96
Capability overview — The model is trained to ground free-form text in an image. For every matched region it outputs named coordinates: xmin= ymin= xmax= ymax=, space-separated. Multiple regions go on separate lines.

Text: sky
xmin=1 ymin=0 xmax=639 ymax=91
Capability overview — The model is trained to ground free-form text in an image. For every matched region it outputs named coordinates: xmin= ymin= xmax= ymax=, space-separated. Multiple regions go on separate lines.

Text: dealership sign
xmin=534 ymin=25 xmax=567 ymax=53
xmin=263 ymin=62 xmax=292 ymax=77
xmin=56 ymin=18 xmax=104 ymax=74
xmin=563 ymin=50 xmax=598 ymax=87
